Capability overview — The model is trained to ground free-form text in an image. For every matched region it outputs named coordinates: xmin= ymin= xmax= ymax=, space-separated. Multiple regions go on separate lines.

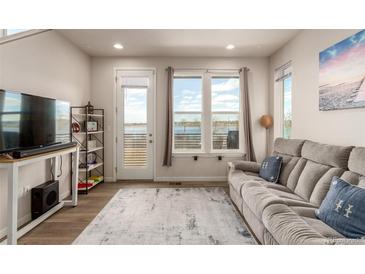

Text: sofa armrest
xmin=228 ymin=160 xmax=261 ymax=173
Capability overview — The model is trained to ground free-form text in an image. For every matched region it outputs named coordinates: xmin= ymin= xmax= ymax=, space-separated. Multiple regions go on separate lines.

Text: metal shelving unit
xmin=71 ymin=104 xmax=105 ymax=194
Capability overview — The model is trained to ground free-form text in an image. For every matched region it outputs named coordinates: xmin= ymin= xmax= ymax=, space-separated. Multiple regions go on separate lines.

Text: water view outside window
xmin=173 ymin=77 xmax=202 ymax=151
xmin=283 ymin=76 xmax=292 ymax=139
xmin=211 ymin=77 xmax=240 ymax=150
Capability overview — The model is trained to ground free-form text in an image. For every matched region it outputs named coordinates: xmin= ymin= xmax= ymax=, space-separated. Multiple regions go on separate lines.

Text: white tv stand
xmin=0 ymin=146 xmax=80 ymax=245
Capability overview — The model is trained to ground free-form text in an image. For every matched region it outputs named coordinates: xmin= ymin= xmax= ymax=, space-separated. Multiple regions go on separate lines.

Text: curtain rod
xmin=166 ymin=67 xmax=250 ymax=72
xmin=274 ymin=61 xmax=292 ymax=72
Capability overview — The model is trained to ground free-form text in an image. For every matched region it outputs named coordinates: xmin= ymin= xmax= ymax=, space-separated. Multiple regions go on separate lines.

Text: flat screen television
xmin=0 ymin=89 xmax=71 ymax=153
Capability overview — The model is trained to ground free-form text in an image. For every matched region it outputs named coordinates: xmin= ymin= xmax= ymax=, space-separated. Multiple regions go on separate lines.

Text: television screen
xmin=0 ymin=89 xmax=71 ymax=153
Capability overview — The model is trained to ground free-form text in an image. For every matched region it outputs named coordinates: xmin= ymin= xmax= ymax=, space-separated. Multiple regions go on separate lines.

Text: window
xmin=275 ymin=62 xmax=292 ymax=139
xmin=211 ymin=77 xmax=240 ymax=151
xmin=172 ymin=72 xmax=242 ymax=154
xmin=1 ymin=29 xmax=29 ymax=38
xmin=5 ymin=29 xmax=29 ymax=36
xmin=283 ymin=76 xmax=292 ymax=139
xmin=173 ymin=76 xmax=203 ymax=152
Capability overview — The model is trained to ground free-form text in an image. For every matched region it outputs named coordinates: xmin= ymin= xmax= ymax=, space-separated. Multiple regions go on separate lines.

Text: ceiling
xmin=58 ymin=29 xmax=300 ymax=57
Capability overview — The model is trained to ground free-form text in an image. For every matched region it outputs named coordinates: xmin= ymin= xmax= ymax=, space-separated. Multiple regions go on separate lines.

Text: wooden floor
xmin=18 ymin=180 xmax=227 ymax=245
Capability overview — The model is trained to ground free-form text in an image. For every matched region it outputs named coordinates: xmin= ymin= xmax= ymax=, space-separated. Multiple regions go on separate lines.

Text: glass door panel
xmin=123 ymin=87 xmax=148 ymax=167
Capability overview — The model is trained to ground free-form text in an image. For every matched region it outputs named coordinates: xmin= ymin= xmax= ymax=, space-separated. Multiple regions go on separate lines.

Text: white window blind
xmin=121 ymin=76 xmax=149 ymax=88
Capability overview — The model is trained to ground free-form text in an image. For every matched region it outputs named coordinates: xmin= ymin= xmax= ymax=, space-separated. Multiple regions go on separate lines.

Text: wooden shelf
xmin=78 ymin=179 xmax=104 ymax=191
xmin=79 ymin=162 xmax=103 ymax=172
xmin=80 ymin=147 xmax=104 ymax=153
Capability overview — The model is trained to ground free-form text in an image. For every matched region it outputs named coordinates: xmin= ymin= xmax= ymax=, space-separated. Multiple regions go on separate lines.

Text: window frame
xmin=209 ymin=73 xmax=243 ymax=154
xmin=274 ymin=62 xmax=292 ymax=139
xmin=172 ymin=70 xmax=243 ymax=155
xmin=282 ymin=76 xmax=292 ymax=139
xmin=172 ymin=71 xmax=205 ymax=154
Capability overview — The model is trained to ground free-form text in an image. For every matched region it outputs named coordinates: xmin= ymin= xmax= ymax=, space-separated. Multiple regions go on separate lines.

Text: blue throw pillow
xmin=259 ymin=156 xmax=283 ymax=183
xmin=315 ymin=176 xmax=365 ymax=239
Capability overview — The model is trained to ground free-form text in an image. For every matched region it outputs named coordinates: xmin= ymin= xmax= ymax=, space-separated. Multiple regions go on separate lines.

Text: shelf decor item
xmin=71 ymin=104 xmax=104 ymax=194
xmin=86 ymin=121 xmax=98 ymax=132
xmin=87 ymin=152 xmax=97 ymax=164
xmin=72 ymin=122 xmax=81 ymax=133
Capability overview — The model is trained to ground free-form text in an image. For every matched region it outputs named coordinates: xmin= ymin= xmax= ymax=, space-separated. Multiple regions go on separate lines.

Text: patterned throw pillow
xmin=259 ymin=156 xmax=283 ymax=183
xmin=316 ymin=176 xmax=365 ymax=239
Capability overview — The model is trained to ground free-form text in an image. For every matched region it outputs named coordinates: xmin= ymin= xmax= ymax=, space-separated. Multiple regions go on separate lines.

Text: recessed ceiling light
xmin=226 ymin=44 xmax=235 ymax=50
xmin=113 ymin=43 xmax=124 ymax=50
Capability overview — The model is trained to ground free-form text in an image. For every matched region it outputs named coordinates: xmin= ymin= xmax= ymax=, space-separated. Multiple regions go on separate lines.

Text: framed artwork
xmin=319 ymin=30 xmax=365 ymax=110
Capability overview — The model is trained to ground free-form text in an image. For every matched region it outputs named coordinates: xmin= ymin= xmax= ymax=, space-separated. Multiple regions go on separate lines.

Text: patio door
xmin=116 ymin=70 xmax=154 ymax=180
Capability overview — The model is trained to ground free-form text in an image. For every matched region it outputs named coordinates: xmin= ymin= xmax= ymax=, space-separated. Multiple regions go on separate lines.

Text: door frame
xmin=113 ymin=67 xmax=157 ymax=181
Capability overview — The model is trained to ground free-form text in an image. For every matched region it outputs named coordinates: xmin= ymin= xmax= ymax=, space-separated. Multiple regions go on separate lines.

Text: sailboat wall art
xmin=319 ymin=30 xmax=365 ymax=111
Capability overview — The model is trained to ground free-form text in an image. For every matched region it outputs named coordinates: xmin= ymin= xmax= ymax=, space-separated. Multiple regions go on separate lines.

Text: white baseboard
xmin=154 ymin=176 xmax=227 ymax=182
xmin=0 ymin=190 xmax=70 ymax=240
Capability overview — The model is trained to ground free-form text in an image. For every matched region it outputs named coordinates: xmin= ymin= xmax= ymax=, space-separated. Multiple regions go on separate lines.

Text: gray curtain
xmin=163 ymin=66 xmax=174 ymax=166
xmin=240 ymin=67 xmax=257 ymax=162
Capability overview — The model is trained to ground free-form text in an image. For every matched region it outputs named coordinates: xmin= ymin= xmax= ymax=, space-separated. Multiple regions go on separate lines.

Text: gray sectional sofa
xmin=228 ymin=138 xmax=365 ymax=245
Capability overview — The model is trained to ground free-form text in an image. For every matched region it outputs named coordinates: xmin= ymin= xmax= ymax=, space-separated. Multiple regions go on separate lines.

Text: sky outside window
xmin=211 ymin=78 xmax=240 ymax=112
xmin=173 ymin=77 xmax=202 ymax=112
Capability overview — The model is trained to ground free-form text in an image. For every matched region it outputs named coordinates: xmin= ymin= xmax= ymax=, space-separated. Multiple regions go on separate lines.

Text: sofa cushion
xmin=291 ymin=206 xmax=317 ymax=218
xmin=229 ymin=169 xmax=265 ymax=195
xmin=241 ymin=181 xmax=286 ymax=219
xmin=266 ymin=188 xmax=305 ymax=201
xmin=301 ymin=140 xmax=353 ymax=169
xmin=316 ymin=177 xmax=365 ymax=239
xmin=290 ymin=207 xmax=344 ymax=238
xmin=294 ymin=160 xmax=330 ymax=201
xmin=264 ymin=183 xmax=293 ymax=193
xmin=286 ymin=158 xmax=307 ymax=191
xmin=310 ymin=167 xmax=345 ymax=206
xmin=340 ymin=171 xmax=361 ymax=185
xmin=259 ymin=156 xmax=283 ymax=183
xmin=348 ymin=147 xmax=365 ymax=176
xmin=265 ymin=182 xmax=317 ymax=208
xmin=262 ymin=203 xmax=329 ymax=245
xmin=273 ymin=138 xmax=305 ymax=157
xmin=275 ymin=156 xmax=300 ymax=186
xmin=301 ymin=217 xmax=345 ymax=239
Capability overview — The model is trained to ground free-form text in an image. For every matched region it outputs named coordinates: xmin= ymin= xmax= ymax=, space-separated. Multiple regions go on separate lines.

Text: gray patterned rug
xmin=73 ymin=187 xmax=255 ymax=245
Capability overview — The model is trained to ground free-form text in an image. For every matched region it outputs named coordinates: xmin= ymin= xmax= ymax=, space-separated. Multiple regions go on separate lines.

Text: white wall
xmin=269 ymin=29 xmax=365 ymax=150
xmin=91 ymin=57 xmax=269 ymax=181
xmin=0 ymin=31 xmax=90 ymax=237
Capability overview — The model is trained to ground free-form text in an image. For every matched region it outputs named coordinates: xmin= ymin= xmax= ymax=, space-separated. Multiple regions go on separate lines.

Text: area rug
xmin=73 ymin=187 xmax=255 ymax=245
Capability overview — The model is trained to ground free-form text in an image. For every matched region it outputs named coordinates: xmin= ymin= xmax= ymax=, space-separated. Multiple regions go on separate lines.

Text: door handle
xmin=149 ymin=140 xmax=153 ymax=143
xmin=149 ymin=133 xmax=152 ymax=137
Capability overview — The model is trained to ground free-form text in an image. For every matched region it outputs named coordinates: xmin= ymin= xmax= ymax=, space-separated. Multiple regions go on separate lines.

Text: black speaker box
xmin=31 ymin=180 xmax=59 ymax=220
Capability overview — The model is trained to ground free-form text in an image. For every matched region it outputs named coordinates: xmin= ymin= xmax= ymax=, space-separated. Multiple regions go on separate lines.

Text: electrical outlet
xmin=23 ymin=185 xmax=31 ymax=194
